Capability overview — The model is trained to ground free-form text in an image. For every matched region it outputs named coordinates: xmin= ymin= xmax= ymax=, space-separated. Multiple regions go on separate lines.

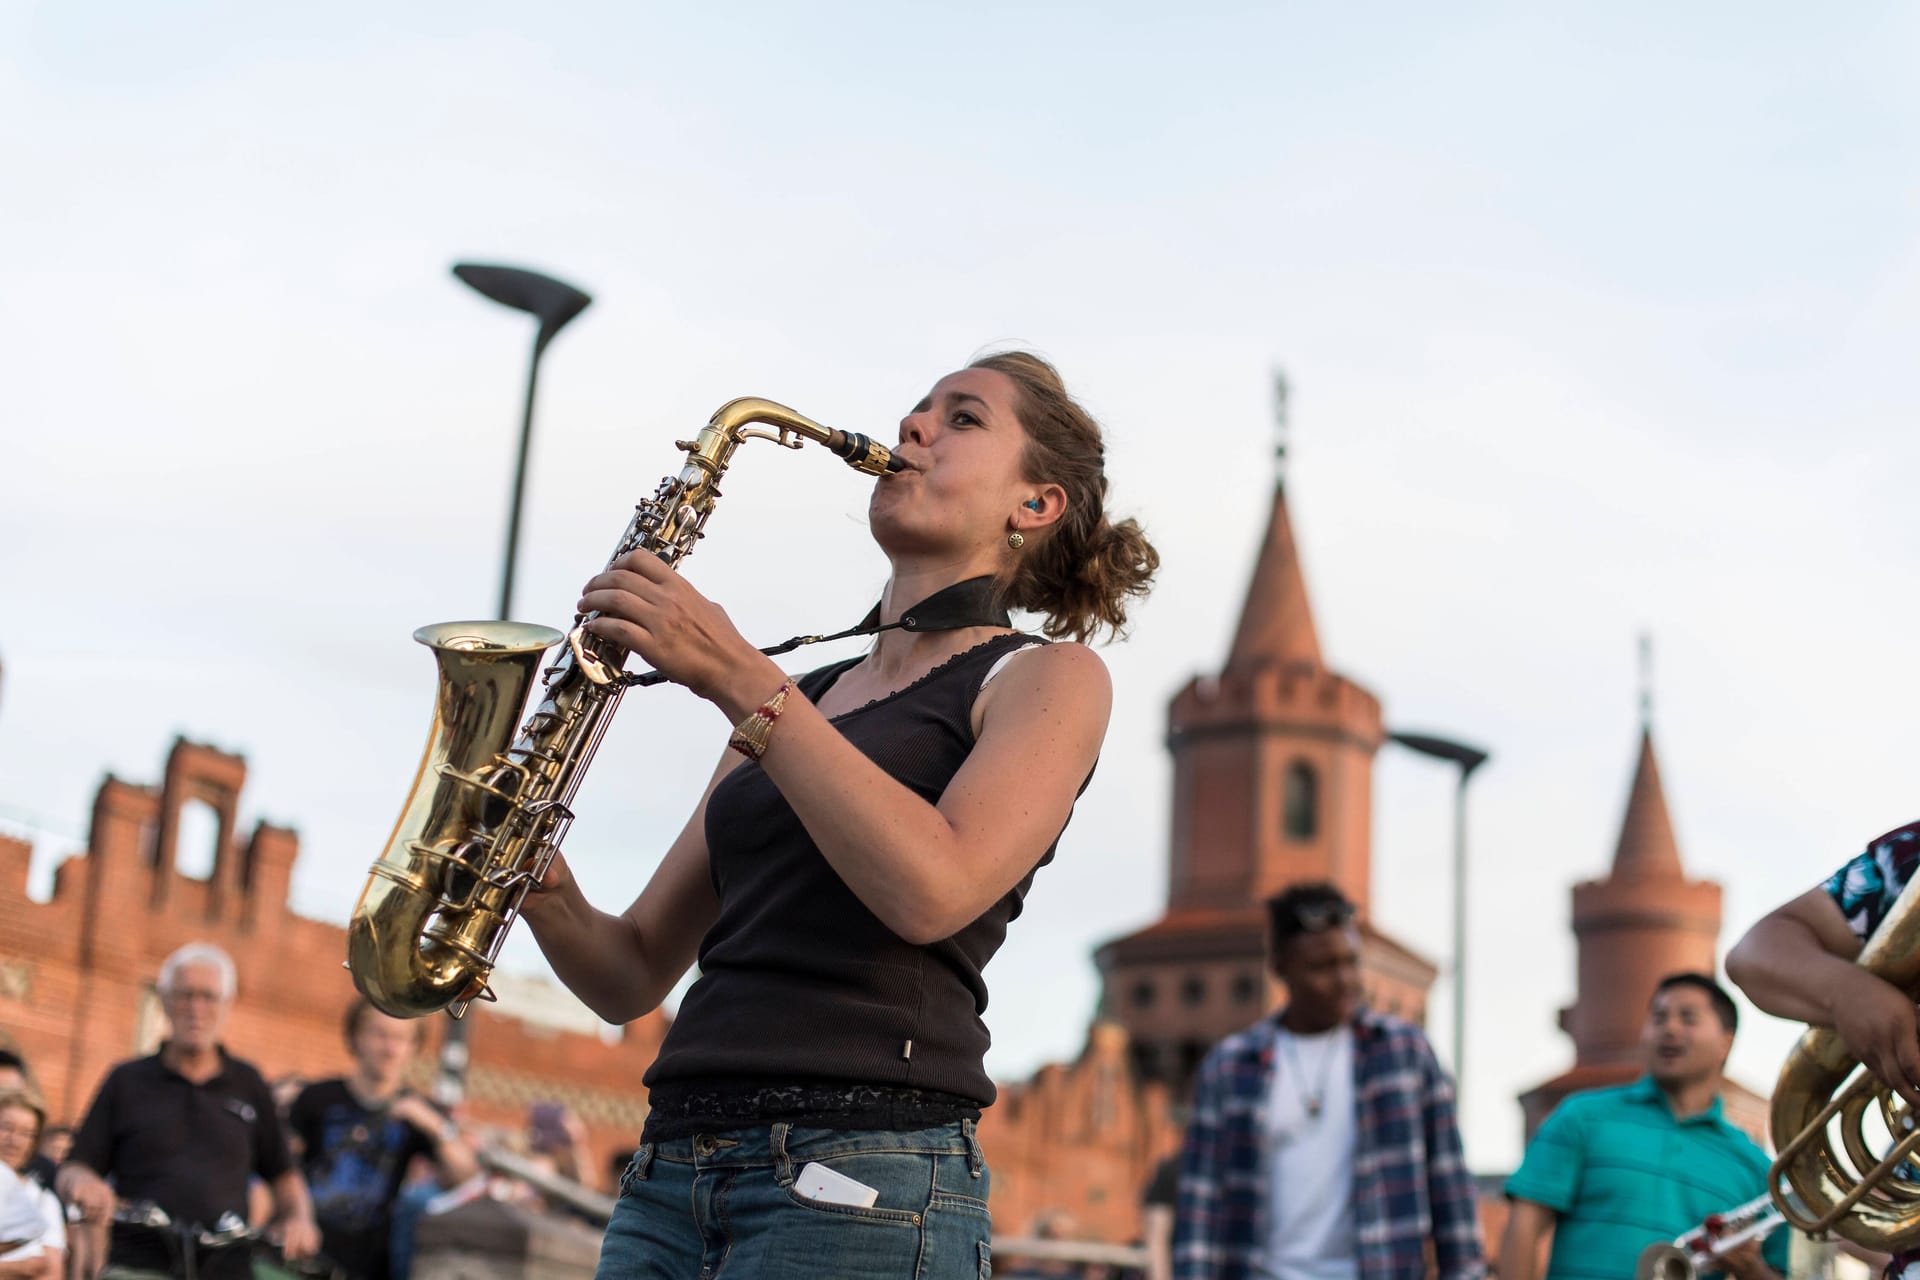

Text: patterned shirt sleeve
xmin=1821 ymin=821 xmax=1920 ymax=946
xmin=1418 ymin=1038 xmax=1487 ymax=1280
xmin=1172 ymin=1044 xmax=1232 ymax=1280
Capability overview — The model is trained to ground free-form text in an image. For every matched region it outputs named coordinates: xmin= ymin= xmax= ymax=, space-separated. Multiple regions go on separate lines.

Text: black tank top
xmin=642 ymin=631 xmax=1064 ymax=1139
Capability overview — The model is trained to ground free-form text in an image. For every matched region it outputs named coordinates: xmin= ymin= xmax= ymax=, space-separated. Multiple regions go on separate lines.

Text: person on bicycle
xmin=58 ymin=943 xmax=320 ymax=1280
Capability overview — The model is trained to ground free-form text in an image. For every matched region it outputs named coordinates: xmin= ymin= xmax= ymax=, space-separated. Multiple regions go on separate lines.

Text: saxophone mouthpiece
xmin=826 ymin=430 xmax=903 ymax=476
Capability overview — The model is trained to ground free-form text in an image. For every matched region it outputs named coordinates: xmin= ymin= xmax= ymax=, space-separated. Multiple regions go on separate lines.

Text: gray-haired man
xmin=58 ymin=943 xmax=319 ymax=1280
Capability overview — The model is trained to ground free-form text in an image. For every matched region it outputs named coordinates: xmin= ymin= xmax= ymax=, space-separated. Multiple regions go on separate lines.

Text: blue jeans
xmin=595 ymin=1120 xmax=993 ymax=1279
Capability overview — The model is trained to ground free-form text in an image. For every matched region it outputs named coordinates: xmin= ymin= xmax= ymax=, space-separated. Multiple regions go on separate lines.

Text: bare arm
xmin=1726 ymin=888 xmax=1920 ymax=1108
xmin=1716 ymin=1240 xmax=1783 ymax=1280
xmin=430 ymin=1127 xmax=479 ymax=1188
xmin=267 ymin=1170 xmax=318 ymax=1261
xmin=577 ymin=554 xmax=1111 ymax=944
xmin=51 ymin=1167 xmax=110 ymax=1225
xmin=519 ymin=752 xmax=734 ymax=1024
xmin=1725 ymin=888 xmax=1864 ymax=1023
xmin=387 ymin=1095 xmax=479 ymax=1188
xmin=1498 ymin=1200 xmax=1555 ymax=1280
xmin=747 ymin=642 xmax=1110 ymax=944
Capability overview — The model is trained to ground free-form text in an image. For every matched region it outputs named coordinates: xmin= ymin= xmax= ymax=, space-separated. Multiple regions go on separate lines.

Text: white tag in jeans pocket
xmin=795 ymin=1161 xmax=880 ymax=1208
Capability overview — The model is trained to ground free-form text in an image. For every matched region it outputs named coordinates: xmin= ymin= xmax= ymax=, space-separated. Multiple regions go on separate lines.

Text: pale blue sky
xmin=4 ymin=3 xmax=1918 ymax=1171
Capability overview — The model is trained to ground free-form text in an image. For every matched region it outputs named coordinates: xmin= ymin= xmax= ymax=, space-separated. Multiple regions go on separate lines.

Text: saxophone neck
xmin=701 ymin=397 xmax=901 ymax=476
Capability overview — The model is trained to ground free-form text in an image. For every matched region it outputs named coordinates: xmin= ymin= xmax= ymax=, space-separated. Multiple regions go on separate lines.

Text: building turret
xmin=1096 ymin=379 xmax=1435 ymax=1093
xmin=1518 ymin=696 xmax=1763 ymax=1141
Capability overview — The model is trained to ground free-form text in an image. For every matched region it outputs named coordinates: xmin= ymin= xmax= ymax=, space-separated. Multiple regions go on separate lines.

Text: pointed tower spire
xmin=1523 ymin=634 xmax=1725 ymax=1139
xmin=1227 ymin=369 xmax=1323 ymax=670
xmin=1610 ymin=687 xmax=1684 ymax=883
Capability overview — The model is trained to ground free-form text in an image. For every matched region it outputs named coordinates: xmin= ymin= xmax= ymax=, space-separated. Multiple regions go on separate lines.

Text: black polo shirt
xmin=68 ymin=1046 xmax=290 ymax=1280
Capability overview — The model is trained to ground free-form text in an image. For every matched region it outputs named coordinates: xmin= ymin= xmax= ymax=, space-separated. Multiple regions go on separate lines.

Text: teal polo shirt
xmin=1505 ymin=1078 xmax=1790 ymax=1280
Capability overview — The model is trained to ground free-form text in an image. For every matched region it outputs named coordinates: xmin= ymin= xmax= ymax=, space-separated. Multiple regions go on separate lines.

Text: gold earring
xmin=1007 ymin=530 xmax=1025 ymax=550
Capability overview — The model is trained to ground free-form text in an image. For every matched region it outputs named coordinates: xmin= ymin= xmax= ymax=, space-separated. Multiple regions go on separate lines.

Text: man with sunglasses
xmin=1172 ymin=883 xmax=1483 ymax=1280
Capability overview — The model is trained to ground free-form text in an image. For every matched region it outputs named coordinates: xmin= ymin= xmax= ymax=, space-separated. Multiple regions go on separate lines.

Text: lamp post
xmin=451 ymin=262 xmax=593 ymax=620
xmin=434 ymin=263 xmax=592 ymax=1106
xmin=1387 ymin=731 xmax=1489 ymax=1108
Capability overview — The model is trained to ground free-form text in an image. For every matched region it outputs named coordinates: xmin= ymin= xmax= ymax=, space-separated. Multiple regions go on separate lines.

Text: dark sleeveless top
xmin=641 ymin=631 xmax=1064 ymax=1141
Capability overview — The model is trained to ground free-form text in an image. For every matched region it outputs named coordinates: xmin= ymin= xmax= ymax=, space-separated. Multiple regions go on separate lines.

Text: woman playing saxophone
xmin=520 ymin=351 xmax=1157 ymax=1279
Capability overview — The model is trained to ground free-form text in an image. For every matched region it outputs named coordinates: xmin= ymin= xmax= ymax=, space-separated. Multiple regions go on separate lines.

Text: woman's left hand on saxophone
xmin=579 ymin=550 xmax=787 ymax=722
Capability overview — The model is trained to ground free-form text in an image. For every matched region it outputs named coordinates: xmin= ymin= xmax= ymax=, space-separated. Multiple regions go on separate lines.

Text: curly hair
xmin=968 ymin=351 xmax=1158 ymax=643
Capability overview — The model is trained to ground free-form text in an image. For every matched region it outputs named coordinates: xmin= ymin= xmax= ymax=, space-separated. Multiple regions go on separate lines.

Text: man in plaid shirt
xmin=1172 ymin=883 xmax=1485 ymax=1280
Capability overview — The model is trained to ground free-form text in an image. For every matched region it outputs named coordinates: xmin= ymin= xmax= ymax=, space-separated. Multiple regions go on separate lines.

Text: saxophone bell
xmin=347 ymin=399 xmax=890 ymax=1020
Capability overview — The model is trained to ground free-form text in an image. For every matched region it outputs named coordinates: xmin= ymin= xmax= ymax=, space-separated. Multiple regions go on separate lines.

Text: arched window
xmin=1130 ymin=979 xmax=1157 ymax=1009
xmin=1283 ymin=761 xmax=1318 ymax=841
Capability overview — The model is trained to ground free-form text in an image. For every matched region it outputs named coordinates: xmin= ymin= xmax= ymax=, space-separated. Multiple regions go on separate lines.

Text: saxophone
xmin=348 ymin=399 xmax=899 ymax=1019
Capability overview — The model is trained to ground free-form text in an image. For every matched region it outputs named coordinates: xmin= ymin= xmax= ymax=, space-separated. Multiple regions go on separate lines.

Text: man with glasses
xmin=0 ymin=1056 xmax=54 ymax=1191
xmin=1172 ymin=883 xmax=1484 ymax=1280
xmin=58 ymin=943 xmax=320 ymax=1280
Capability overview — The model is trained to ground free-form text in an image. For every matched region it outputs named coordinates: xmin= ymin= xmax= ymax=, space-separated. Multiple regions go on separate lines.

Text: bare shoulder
xmin=975 ymin=641 xmax=1111 ymax=735
xmin=990 ymin=641 xmax=1110 ymax=699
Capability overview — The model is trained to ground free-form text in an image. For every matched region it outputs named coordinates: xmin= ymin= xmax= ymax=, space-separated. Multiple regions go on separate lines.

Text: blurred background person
xmin=0 ymin=1088 xmax=63 ymax=1280
xmin=1174 ymin=882 xmax=1482 ymax=1280
xmin=524 ymin=1103 xmax=594 ymax=1193
xmin=0 ymin=1058 xmax=54 ymax=1192
xmin=58 ymin=942 xmax=319 ymax=1280
xmin=29 ymin=1132 xmax=67 ymax=1182
xmin=289 ymin=999 xmax=476 ymax=1280
xmin=1500 ymin=974 xmax=1786 ymax=1280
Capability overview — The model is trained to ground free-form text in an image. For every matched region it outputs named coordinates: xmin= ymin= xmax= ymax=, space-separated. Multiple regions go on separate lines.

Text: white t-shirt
xmin=0 ymin=1166 xmax=60 ymax=1262
xmin=1259 ymin=1024 xmax=1359 ymax=1280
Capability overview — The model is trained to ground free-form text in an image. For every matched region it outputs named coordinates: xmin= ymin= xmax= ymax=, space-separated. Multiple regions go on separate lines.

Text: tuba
xmin=1770 ymin=871 xmax=1920 ymax=1249
xmin=347 ymin=399 xmax=898 ymax=1019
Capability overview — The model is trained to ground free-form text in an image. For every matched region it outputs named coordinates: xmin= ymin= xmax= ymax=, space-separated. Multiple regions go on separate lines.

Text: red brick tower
xmin=1095 ymin=385 xmax=1435 ymax=1093
xmin=1517 ymin=717 xmax=1763 ymax=1140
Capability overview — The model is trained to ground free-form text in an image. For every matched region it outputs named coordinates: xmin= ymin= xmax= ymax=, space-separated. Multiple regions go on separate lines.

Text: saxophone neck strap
xmin=619 ymin=575 xmax=1011 ymax=689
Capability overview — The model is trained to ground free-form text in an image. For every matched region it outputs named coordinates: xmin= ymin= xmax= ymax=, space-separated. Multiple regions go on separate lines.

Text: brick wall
xmin=0 ymin=738 xmax=666 ymax=1188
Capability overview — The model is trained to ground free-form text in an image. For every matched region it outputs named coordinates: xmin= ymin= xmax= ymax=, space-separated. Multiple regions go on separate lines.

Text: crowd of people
xmin=5 ymin=353 xmax=1916 ymax=1280
xmin=1134 ymin=831 xmax=1920 ymax=1280
xmin=0 ymin=942 xmax=621 ymax=1280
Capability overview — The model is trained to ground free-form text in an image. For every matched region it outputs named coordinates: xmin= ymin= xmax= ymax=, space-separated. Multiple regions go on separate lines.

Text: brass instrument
xmin=348 ymin=399 xmax=899 ymax=1019
xmin=1770 ymin=871 xmax=1920 ymax=1249
xmin=1632 ymin=1195 xmax=1785 ymax=1280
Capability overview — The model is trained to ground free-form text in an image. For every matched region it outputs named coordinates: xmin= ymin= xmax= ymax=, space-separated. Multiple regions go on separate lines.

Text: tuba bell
xmin=1770 ymin=872 xmax=1920 ymax=1249
xmin=347 ymin=399 xmax=899 ymax=1019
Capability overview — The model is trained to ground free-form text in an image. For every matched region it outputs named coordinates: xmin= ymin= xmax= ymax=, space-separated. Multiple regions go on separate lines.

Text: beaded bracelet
xmin=728 ymin=678 xmax=796 ymax=761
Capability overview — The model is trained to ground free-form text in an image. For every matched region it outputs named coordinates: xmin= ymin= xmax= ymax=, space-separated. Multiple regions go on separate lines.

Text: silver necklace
xmin=1279 ymin=1027 xmax=1341 ymax=1119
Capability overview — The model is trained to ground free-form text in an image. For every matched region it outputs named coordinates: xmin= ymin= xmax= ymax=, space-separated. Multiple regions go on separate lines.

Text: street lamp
xmin=1387 ymin=731 xmax=1489 ymax=1108
xmin=451 ymin=262 xmax=593 ymax=621
xmin=435 ymin=263 xmax=591 ymax=1106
